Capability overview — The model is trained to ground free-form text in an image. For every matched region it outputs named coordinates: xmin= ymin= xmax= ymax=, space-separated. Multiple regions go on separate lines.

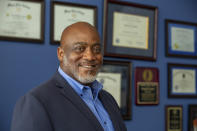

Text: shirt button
xmin=104 ymin=121 xmax=107 ymax=125
xmin=80 ymin=94 xmax=83 ymax=97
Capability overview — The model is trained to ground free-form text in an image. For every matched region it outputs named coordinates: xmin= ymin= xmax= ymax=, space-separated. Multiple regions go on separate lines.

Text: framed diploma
xmin=0 ymin=0 xmax=45 ymax=43
xmin=168 ymin=63 xmax=197 ymax=98
xmin=103 ymin=0 xmax=158 ymax=61
xmin=135 ymin=67 xmax=159 ymax=105
xmin=188 ymin=104 xmax=197 ymax=131
xmin=96 ymin=60 xmax=132 ymax=120
xmin=166 ymin=19 xmax=197 ymax=58
xmin=51 ymin=1 xmax=97 ymax=44
xmin=165 ymin=105 xmax=183 ymax=131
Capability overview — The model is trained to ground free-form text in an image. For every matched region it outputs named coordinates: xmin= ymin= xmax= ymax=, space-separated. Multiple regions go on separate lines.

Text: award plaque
xmin=96 ymin=60 xmax=132 ymax=120
xmin=135 ymin=67 xmax=159 ymax=105
xmin=0 ymin=0 xmax=44 ymax=43
xmin=165 ymin=105 xmax=183 ymax=131
xmin=51 ymin=1 xmax=97 ymax=44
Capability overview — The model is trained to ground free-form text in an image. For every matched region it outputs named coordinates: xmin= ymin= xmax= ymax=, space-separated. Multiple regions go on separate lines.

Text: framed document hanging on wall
xmin=168 ymin=63 xmax=197 ymax=98
xmin=165 ymin=19 xmax=197 ymax=58
xmin=96 ymin=60 xmax=132 ymax=120
xmin=188 ymin=104 xmax=197 ymax=131
xmin=135 ymin=67 xmax=159 ymax=105
xmin=51 ymin=1 xmax=97 ymax=44
xmin=165 ymin=105 xmax=183 ymax=131
xmin=0 ymin=0 xmax=45 ymax=43
xmin=103 ymin=0 xmax=158 ymax=60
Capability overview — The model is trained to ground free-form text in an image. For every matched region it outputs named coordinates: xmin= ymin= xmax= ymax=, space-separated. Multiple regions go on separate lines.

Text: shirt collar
xmin=58 ymin=66 xmax=103 ymax=99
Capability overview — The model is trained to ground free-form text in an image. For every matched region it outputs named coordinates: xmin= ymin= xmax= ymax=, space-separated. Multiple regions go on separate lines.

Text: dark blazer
xmin=11 ymin=71 xmax=127 ymax=131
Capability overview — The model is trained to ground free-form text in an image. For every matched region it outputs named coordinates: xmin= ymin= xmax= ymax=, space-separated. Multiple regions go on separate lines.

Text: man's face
xmin=60 ymin=27 xmax=103 ymax=84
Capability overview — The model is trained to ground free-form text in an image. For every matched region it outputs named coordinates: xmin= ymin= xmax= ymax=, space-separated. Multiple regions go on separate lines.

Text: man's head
xmin=57 ymin=22 xmax=103 ymax=85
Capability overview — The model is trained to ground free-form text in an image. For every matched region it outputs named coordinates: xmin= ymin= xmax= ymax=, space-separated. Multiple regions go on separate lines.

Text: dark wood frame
xmin=103 ymin=0 xmax=158 ymax=61
xmin=50 ymin=1 xmax=97 ymax=44
xmin=168 ymin=63 xmax=197 ymax=98
xmin=135 ymin=67 xmax=159 ymax=105
xmin=0 ymin=0 xmax=45 ymax=43
xmin=165 ymin=19 xmax=197 ymax=58
xmin=97 ymin=60 xmax=132 ymax=120
xmin=165 ymin=105 xmax=183 ymax=131
xmin=188 ymin=104 xmax=197 ymax=131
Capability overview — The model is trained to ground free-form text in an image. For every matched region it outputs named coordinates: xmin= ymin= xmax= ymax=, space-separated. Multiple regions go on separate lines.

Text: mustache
xmin=79 ymin=60 xmax=100 ymax=66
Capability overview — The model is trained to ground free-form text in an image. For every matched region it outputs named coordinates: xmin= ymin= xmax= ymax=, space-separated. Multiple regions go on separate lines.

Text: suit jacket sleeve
xmin=11 ymin=93 xmax=53 ymax=131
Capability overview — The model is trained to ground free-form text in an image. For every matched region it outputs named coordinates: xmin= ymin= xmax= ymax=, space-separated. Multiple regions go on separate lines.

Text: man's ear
xmin=57 ymin=47 xmax=64 ymax=62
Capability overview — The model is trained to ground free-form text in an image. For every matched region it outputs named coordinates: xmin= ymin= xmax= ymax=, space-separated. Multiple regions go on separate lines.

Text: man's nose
xmin=83 ymin=48 xmax=96 ymax=60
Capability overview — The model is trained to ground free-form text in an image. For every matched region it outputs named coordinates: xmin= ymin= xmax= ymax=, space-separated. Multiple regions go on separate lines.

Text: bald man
xmin=11 ymin=22 xmax=127 ymax=131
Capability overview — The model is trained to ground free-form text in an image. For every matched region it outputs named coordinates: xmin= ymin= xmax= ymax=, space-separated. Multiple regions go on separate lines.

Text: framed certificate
xmin=166 ymin=19 xmax=197 ymax=58
xmin=165 ymin=105 xmax=183 ymax=131
xmin=135 ymin=67 xmax=159 ymax=105
xmin=96 ymin=60 xmax=132 ymax=120
xmin=0 ymin=0 xmax=45 ymax=43
xmin=51 ymin=1 xmax=97 ymax=44
xmin=168 ymin=63 xmax=197 ymax=98
xmin=188 ymin=104 xmax=197 ymax=131
xmin=103 ymin=0 xmax=158 ymax=60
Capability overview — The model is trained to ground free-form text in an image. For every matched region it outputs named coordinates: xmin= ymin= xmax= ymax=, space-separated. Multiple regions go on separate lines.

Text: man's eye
xmin=93 ymin=46 xmax=101 ymax=53
xmin=74 ymin=46 xmax=85 ymax=52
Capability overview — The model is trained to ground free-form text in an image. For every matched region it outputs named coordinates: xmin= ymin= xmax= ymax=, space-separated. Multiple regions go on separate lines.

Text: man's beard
xmin=63 ymin=56 xmax=100 ymax=84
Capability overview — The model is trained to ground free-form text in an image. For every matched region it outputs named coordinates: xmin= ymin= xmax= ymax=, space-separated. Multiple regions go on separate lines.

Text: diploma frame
xmin=165 ymin=19 xmax=197 ymax=58
xmin=135 ymin=67 xmax=159 ymax=105
xmin=97 ymin=60 xmax=132 ymax=120
xmin=103 ymin=0 xmax=158 ymax=61
xmin=50 ymin=1 xmax=97 ymax=44
xmin=168 ymin=63 xmax=197 ymax=98
xmin=0 ymin=0 xmax=45 ymax=43
xmin=188 ymin=104 xmax=197 ymax=131
xmin=165 ymin=105 xmax=183 ymax=131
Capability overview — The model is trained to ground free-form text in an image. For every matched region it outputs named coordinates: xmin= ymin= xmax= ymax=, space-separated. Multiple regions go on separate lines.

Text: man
xmin=11 ymin=22 xmax=127 ymax=131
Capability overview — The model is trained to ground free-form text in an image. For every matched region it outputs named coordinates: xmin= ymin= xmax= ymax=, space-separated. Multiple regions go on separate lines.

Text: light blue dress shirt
xmin=58 ymin=67 xmax=114 ymax=131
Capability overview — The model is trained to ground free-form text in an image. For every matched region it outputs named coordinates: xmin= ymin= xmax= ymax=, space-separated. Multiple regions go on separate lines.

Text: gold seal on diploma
xmin=6 ymin=13 xmax=10 ymax=17
xmin=71 ymin=13 xmax=77 ymax=19
xmin=174 ymin=43 xmax=179 ymax=49
xmin=142 ymin=69 xmax=153 ymax=82
xmin=26 ymin=14 xmax=32 ymax=20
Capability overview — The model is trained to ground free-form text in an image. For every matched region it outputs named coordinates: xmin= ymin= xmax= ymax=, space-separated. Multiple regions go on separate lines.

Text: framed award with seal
xmin=103 ymin=0 xmax=158 ymax=60
xmin=96 ymin=60 xmax=132 ymax=120
xmin=50 ymin=1 xmax=97 ymax=44
xmin=188 ymin=104 xmax=197 ymax=131
xmin=0 ymin=0 xmax=45 ymax=43
xmin=165 ymin=19 xmax=197 ymax=58
xmin=135 ymin=67 xmax=159 ymax=105
xmin=165 ymin=105 xmax=183 ymax=131
xmin=168 ymin=63 xmax=197 ymax=98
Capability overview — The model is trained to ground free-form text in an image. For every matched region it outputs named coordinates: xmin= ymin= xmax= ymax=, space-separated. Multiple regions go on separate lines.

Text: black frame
xmin=50 ymin=1 xmax=97 ymax=44
xmin=97 ymin=60 xmax=132 ymax=120
xmin=165 ymin=19 xmax=197 ymax=59
xmin=188 ymin=104 xmax=197 ymax=131
xmin=103 ymin=0 xmax=158 ymax=61
xmin=168 ymin=63 xmax=197 ymax=98
xmin=0 ymin=0 xmax=45 ymax=43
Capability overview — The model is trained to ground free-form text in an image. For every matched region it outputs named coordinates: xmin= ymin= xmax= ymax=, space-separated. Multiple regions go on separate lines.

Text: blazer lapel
xmin=53 ymin=72 xmax=104 ymax=131
xmin=99 ymin=91 xmax=121 ymax=131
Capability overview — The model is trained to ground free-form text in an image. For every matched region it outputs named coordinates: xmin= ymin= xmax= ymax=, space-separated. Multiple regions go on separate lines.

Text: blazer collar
xmin=52 ymin=71 xmax=104 ymax=131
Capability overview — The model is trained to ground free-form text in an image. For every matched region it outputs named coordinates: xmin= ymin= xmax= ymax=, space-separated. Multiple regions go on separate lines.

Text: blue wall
xmin=0 ymin=0 xmax=197 ymax=131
